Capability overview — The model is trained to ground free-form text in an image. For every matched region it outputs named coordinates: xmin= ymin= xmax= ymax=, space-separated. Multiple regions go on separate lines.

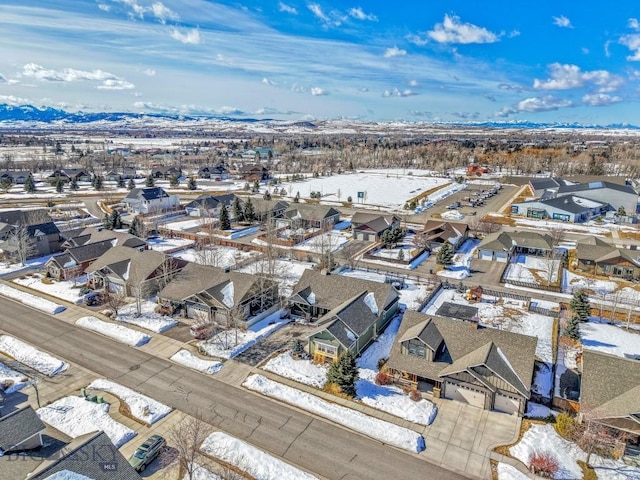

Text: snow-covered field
xmin=171 ymin=350 xmax=223 ymax=374
xmin=0 ymin=284 xmax=66 ymax=314
xmin=198 ymin=311 xmax=288 ymax=359
xmin=116 ymin=300 xmax=177 ymax=333
xmin=244 ymin=374 xmax=425 ymax=453
xmin=13 ymin=275 xmax=85 ymax=304
xmin=0 ymin=360 xmax=30 ymax=394
xmin=581 ymin=321 xmax=640 ymax=359
xmin=37 ymin=395 xmax=136 ymax=447
xmin=201 ymin=432 xmax=318 ymax=480
xmin=291 ymin=230 xmax=349 ymax=253
xmin=173 ymin=246 xmax=257 ymax=268
xmin=236 ymin=259 xmax=314 ymax=297
xmin=0 ymin=335 xmax=69 ymax=376
xmin=87 ymin=379 xmax=172 ymax=424
xmin=76 ymin=316 xmax=151 ymax=347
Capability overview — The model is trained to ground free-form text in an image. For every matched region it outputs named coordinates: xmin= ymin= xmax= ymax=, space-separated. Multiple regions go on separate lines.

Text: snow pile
xmin=441 ymin=209 xmax=464 ymax=220
xmin=0 ymin=360 xmax=30 ymax=393
xmin=363 ymin=292 xmax=378 ymax=315
xmin=262 ymin=352 xmax=328 ymax=388
xmin=201 ymin=432 xmax=318 ymax=480
xmin=87 ymin=379 xmax=172 ymax=424
xmin=525 ymin=403 xmax=557 ymax=419
xmin=184 ymin=463 xmax=222 ymax=480
xmin=243 ymin=374 xmax=425 ymax=453
xmin=199 ymin=313 xmax=288 ymax=359
xmin=580 ymin=322 xmax=640 ymax=359
xmin=44 ymin=471 xmax=94 ymax=480
xmin=357 ymin=315 xmax=401 ymax=370
xmin=0 ymin=284 xmax=66 ymax=314
xmin=0 ymin=335 xmax=69 ymax=376
xmin=496 ymin=463 xmax=529 ymax=480
xmin=171 ymin=350 xmax=223 ymax=374
xmin=116 ymin=301 xmax=177 ymax=333
xmin=76 ymin=316 xmax=151 ymax=347
xmin=221 ymin=281 xmax=234 ymax=308
xmin=37 ymin=395 xmax=136 ymax=447
xmin=13 ymin=275 xmax=85 ymax=304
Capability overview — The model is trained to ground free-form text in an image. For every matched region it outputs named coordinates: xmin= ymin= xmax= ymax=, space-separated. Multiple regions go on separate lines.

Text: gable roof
xmin=124 ymin=187 xmax=169 ymax=201
xmin=0 ymin=406 xmax=45 ymax=452
xmin=580 ymin=349 xmax=640 ymax=421
xmin=185 ymin=194 xmax=235 ymax=210
xmin=421 ymin=220 xmax=469 ymax=243
xmin=478 ymin=231 xmax=553 ymax=253
xmin=0 ymin=210 xmax=59 ymax=236
xmin=284 ymin=204 xmax=341 ymax=222
xmin=28 ymin=431 xmax=140 ymax=480
xmin=354 ymin=215 xmax=398 ymax=234
xmin=63 ymin=227 xmax=146 ymax=249
xmin=516 ymin=195 xmax=608 ymax=214
xmin=85 ymin=247 xmax=168 ymax=283
xmin=239 ymin=197 xmax=288 ymax=215
xmin=576 ymin=240 xmax=640 ymax=266
xmin=557 ymin=180 xmax=637 ymax=196
xmin=321 ymin=292 xmax=379 ymax=348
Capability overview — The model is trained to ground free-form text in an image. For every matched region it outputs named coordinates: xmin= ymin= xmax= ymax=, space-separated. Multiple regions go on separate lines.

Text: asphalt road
xmin=0 ymin=298 xmax=468 ymax=480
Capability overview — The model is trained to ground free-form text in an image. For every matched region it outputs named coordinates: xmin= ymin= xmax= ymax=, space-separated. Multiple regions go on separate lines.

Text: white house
xmin=123 ymin=187 xmax=179 ymax=214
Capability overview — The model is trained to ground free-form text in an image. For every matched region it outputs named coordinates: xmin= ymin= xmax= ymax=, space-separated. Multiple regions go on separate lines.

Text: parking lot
xmin=425 ymin=183 xmax=517 ymax=220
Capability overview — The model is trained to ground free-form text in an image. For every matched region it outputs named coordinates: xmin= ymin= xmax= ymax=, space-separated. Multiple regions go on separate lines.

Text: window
xmin=407 ymin=340 xmax=426 ymax=358
xmin=315 ymin=342 xmax=337 ymax=357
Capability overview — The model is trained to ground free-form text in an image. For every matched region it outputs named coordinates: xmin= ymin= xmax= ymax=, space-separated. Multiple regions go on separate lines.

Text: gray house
xmin=477 ymin=231 xmax=553 ymax=262
xmin=284 ymin=204 xmax=341 ymax=229
xmin=184 ymin=194 xmax=235 ymax=217
xmin=386 ymin=312 xmax=537 ymax=416
xmin=351 ymin=212 xmax=400 ymax=242
xmin=0 ymin=406 xmax=46 ymax=454
xmin=123 ymin=187 xmax=179 ymax=214
xmin=0 ymin=209 xmax=62 ymax=260
xmin=0 ymin=170 xmax=31 ymax=185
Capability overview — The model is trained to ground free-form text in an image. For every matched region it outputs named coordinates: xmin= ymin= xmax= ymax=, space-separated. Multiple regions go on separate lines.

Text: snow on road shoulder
xmin=13 ymin=275 xmax=84 ymax=304
xmin=0 ymin=284 xmax=66 ymax=314
xmin=0 ymin=335 xmax=68 ymax=376
xmin=201 ymin=432 xmax=318 ymax=480
xmin=0 ymin=360 xmax=30 ymax=393
xmin=243 ymin=374 xmax=425 ymax=453
xmin=87 ymin=379 xmax=172 ymax=424
xmin=37 ymin=395 xmax=136 ymax=447
xmin=76 ymin=316 xmax=151 ymax=347
xmin=171 ymin=350 xmax=222 ymax=374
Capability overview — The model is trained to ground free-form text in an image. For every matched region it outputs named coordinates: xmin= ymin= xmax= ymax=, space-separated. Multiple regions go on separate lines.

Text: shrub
xmin=375 ymin=372 xmax=392 ymax=385
xmin=528 ymin=452 xmax=559 ymax=478
xmin=409 ymin=389 xmax=422 ymax=402
xmin=41 ymin=277 xmax=53 ymax=285
xmin=377 ymin=357 xmax=388 ymax=370
xmin=555 ymin=412 xmax=577 ymax=439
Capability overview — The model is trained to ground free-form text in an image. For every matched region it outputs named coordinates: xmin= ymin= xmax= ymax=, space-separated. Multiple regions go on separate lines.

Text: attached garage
xmin=444 ymin=382 xmax=486 ymax=409
xmin=494 ymin=392 xmax=522 ymax=415
xmin=478 ymin=249 xmax=493 ymax=261
xmin=494 ymin=251 xmax=508 ymax=262
xmin=108 ymin=282 xmax=125 ymax=294
xmin=186 ymin=303 xmax=210 ymax=320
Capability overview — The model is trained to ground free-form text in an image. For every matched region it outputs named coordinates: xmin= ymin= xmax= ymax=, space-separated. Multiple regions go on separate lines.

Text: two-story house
xmin=122 ymin=187 xmax=180 ymax=214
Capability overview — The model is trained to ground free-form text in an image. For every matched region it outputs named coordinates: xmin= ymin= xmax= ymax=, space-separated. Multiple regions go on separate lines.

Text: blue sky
xmin=1 ymin=0 xmax=640 ymax=123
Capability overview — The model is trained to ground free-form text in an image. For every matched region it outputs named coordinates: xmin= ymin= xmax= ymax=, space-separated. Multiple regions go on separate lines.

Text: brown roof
xmin=85 ymin=246 xmax=169 ymax=283
xmin=421 ymin=220 xmax=469 ymax=243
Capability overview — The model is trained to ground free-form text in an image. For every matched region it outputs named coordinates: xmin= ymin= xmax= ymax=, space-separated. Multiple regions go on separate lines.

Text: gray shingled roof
xmin=185 ymin=194 xmax=235 ymax=210
xmin=320 ymin=292 xmax=379 ymax=348
xmin=558 ymin=180 xmax=637 ymax=196
xmin=284 ymin=204 xmax=341 ymax=222
xmin=65 ymin=227 xmax=146 ymax=249
xmin=0 ymin=406 xmax=45 ymax=453
xmin=29 ymin=431 xmax=141 ymax=480
xmin=0 ymin=209 xmax=59 ymax=236
xmin=421 ymin=220 xmax=468 ymax=243
xmin=580 ymin=350 xmax=640 ymax=420
xmin=125 ymin=187 xmax=169 ymax=201
xmin=478 ymin=231 xmax=553 ymax=253
xmin=85 ymin=246 xmax=168 ymax=284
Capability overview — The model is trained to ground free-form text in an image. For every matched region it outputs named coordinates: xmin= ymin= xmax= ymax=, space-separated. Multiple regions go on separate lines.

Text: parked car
xmin=128 ymin=434 xmax=166 ymax=472
xmin=84 ymin=292 xmax=104 ymax=306
xmin=190 ymin=322 xmax=215 ymax=340
xmin=446 ymin=201 xmax=461 ymax=209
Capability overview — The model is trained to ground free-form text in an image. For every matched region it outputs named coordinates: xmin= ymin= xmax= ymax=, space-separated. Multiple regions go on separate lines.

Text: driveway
xmin=419 ymin=398 xmax=521 ymax=479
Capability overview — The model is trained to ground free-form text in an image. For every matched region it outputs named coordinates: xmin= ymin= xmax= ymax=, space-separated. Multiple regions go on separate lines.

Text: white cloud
xmin=151 ymin=2 xmax=178 ymax=24
xmin=582 ymin=93 xmax=622 ymax=106
xmin=409 ymin=79 xmax=419 ymax=87
xmin=143 ymin=68 xmax=156 ymax=76
xmin=533 ymin=63 xmax=623 ymax=93
xmin=383 ymin=46 xmax=407 ymax=58
xmin=97 ymin=79 xmax=135 ymax=90
xmin=308 ymin=3 xmax=330 ymax=23
xmin=553 ymin=15 xmax=572 ymax=28
xmin=629 ymin=18 xmax=640 ymax=31
xmin=170 ymin=27 xmax=201 ymax=45
xmin=133 ymin=101 xmax=176 ymax=112
xmin=310 ymin=86 xmax=328 ymax=96
xmin=349 ymin=7 xmax=377 ymax=22
xmin=497 ymin=96 xmax=573 ymax=116
xmin=98 ymin=4 xmax=111 ymax=12
xmin=21 ymin=63 xmax=135 ymax=90
xmin=406 ymin=33 xmax=428 ymax=46
xmin=382 ymin=87 xmax=417 ymax=97
xmin=262 ymin=77 xmax=276 ymax=86
xmin=279 ymin=2 xmax=298 ymax=14
xmin=620 ymin=33 xmax=640 ymax=61
xmin=0 ymin=95 xmax=33 ymax=105
xmin=427 ymin=14 xmax=499 ymax=44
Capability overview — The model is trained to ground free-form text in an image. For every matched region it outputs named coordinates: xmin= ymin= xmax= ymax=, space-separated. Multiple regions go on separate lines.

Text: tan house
xmin=351 ymin=212 xmax=400 ymax=242
xmin=575 ymin=237 xmax=640 ymax=280
xmin=419 ymin=220 xmax=469 ymax=250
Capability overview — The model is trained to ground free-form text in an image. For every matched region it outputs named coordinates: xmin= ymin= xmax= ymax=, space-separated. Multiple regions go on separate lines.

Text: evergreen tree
xmin=109 ymin=209 xmax=122 ymax=230
xmin=398 ymin=249 xmax=405 ymax=260
xmin=564 ymin=315 xmax=581 ymax=340
xmin=69 ymin=178 xmax=79 ymax=191
xmin=93 ymin=175 xmax=104 ymax=191
xmin=169 ymin=175 xmax=179 ymax=187
xmin=326 ymin=350 xmax=359 ymax=398
xmin=243 ymin=182 xmax=250 ymax=191
xmin=291 ymin=339 xmax=305 ymax=358
xmin=103 ymin=213 xmax=112 ymax=230
xmin=127 ymin=178 xmax=135 ymax=190
xmin=232 ymin=196 xmax=244 ymax=222
xmin=129 ymin=216 xmax=146 ymax=237
xmin=243 ymin=198 xmax=255 ymax=223
xmin=570 ymin=289 xmax=590 ymax=322
xmin=219 ymin=204 xmax=231 ymax=230
xmin=187 ymin=177 xmax=197 ymax=190
xmin=252 ymin=180 xmax=260 ymax=193
xmin=436 ymin=241 xmax=455 ymax=266
xmin=347 ymin=195 xmax=352 ymax=203
xmin=117 ymin=176 xmax=125 ymax=188
xmin=145 ymin=174 xmax=155 ymax=187
xmin=55 ymin=178 xmax=64 ymax=193
xmin=24 ymin=174 xmax=36 ymax=193
xmin=294 ymin=191 xmax=300 ymax=203
xmin=263 ymin=190 xmax=272 ymax=200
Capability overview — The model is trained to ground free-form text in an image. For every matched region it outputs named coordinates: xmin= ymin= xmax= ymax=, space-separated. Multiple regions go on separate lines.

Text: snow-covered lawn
xmin=87 ymin=379 xmax=172 ymax=424
xmin=173 ymin=246 xmax=257 ymax=268
xmin=236 ymin=259 xmax=314 ymax=298
xmin=504 ymin=255 xmax=561 ymax=285
xmin=201 ymin=432 xmax=318 ymax=480
xmin=37 ymin=395 xmax=136 ymax=447
xmin=171 ymin=350 xmax=223 ymax=374
xmin=0 ymin=360 xmax=30 ymax=394
xmin=163 ymin=217 xmax=215 ymax=231
xmin=0 ymin=335 xmax=69 ymax=376
xmin=514 ymin=218 xmax=612 ymax=235
xmin=580 ymin=321 xmax=640 ymax=359
xmin=76 ymin=316 xmax=151 ymax=347
xmin=116 ymin=300 xmax=177 ymax=333
xmin=262 ymin=352 xmax=327 ymax=387
xmin=243 ymin=374 xmax=425 ymax=453
xmin=0 ymin=254 xmax=55 ymax=278
xmin=497 ymin=462 xmax=529 ymax=480
xmin=563 ymin=270 xmax=617 ymax=294
xmin=184 ymin=463 xmax=222 ymax=480
xmin=198 ymin=311 xmax=289 ymax=359
xmin=510 ymin=423 xmax=639 ymax=480
xmin=13 ymin=274 xmax=85 ymax=304
xmin=147 ymin=236 xmax=195 ymax=252
xmin=437 ymin=238 xmax=480 ymax=280
xmin=0 ymin=284 xmax=66 ymax=314
xmin=293 ymin=230 xmax=349 ymax=253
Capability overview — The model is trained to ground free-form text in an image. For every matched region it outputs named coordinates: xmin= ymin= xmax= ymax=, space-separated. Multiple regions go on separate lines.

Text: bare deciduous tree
xmin=9 ymin=223 xmax=36 ymax=265
xmin=104 ymin=288 xmax=127 ymax=316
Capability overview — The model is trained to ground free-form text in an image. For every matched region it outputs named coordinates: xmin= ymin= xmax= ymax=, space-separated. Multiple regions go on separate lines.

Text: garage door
xmin=478 ymin=250 xmax=494 ymax=261
xmin=494 ymin=393 xmax=521 ymax=415
xmin=494 ymin=252 xmax=508 ymax=263
xmin=108 ymin=282 xmax=124 ymax=293
xmin=187 ymin=304 xmax=209 ymax=320
xmin=445 ymin=382 xmax=485 ymax=409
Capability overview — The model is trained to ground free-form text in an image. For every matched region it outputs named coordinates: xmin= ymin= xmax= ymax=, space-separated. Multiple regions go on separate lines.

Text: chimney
xmin=320 ymin=268 xmax=330 ymax=276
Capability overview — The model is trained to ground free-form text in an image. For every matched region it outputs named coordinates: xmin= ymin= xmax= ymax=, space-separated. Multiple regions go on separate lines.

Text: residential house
xmin=28 ymin=431 xmax=141 ymax=480
xmin=46 ymin=239 xmax=118 ymax=280
xmin=198 ymin=163 xmax=230 ymax=180
xmin=419 ymin=220 xmax=469 ymax=249
xmin=157 ymin=262 xmax=279 ymax=326
xmin=575 ymin=237 xmax=640 ymax=280
xmin=105 ymin=167 xmax=138 ymax=181
xmin=511 ymin=195 xmax=611 ymax=223
xmin=242 ymin=197 xmax=289 ymax=222
xmin=86 ymin=246 xmax=186 ymax=296
xmin=351 ymin=212 xmax=400 ymax=242
xmin=385 ymin=312 xmax=537 ymax=415
xmin=122 ymin=187 xmax=179 ymax=214
xmin=61 ymin=226 xmax=147 ymax=250
xmin=47 ymin=168 xmax=92 ymax=183
xmin=283 ymin=204 xmax=341 ymax=230
xmin=238 ymin=164 xmax=270 ymax=181
xmin=0 ymin=406 xmax=46 ymax=454
xmin=476 ymin=231 xmax=554 ymax=263
xmin=579 ymin=350 xmax=640 ymax=453
xmin=0 ymin=170 xmax=31 ymax=185
xmin=151 ymin=165 xmax=182 ymax=179
xmin=0 ymin=209 xmax=62 ymax=260
xmin=184 ymin=194 xmax=236 ymax=217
